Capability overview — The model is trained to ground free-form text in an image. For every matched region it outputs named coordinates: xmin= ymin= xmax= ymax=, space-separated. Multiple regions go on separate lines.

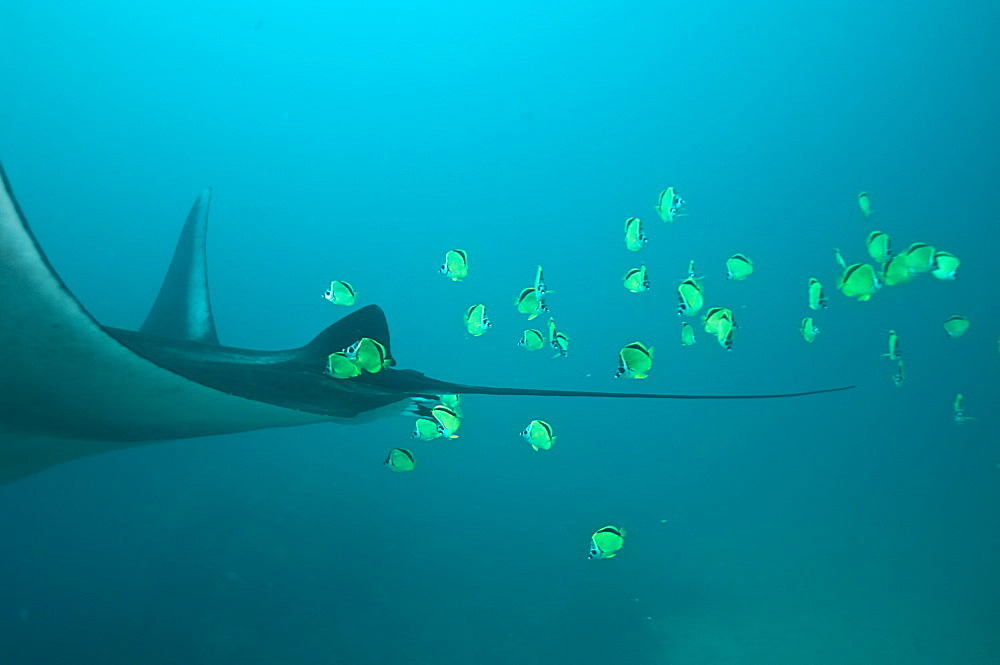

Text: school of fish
xmin=317 ymin=187 xmax=990 ymax=561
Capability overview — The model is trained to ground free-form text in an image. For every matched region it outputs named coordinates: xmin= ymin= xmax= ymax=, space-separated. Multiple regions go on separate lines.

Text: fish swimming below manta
xmin=0 ymin=158 xmax=853 ymax=486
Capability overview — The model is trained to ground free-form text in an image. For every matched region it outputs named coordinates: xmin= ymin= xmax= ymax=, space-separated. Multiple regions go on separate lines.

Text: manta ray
xmin=0 ymin=159 xmax=851 ymax=486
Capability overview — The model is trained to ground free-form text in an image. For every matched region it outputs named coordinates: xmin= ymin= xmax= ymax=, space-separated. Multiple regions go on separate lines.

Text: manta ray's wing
xmin=0 ymin=162 xmax=396 ymax=484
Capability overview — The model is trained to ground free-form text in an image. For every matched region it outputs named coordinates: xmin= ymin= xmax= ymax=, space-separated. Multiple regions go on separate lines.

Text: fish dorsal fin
xmin=140 ymin=188 xmax=219 ymax=344
xmin=296 ymin=304 xmax=394 ymax=366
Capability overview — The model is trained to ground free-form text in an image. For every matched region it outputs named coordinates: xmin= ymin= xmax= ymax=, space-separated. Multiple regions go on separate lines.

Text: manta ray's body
xmin=0 ymin=159 xmax=850 ymax=485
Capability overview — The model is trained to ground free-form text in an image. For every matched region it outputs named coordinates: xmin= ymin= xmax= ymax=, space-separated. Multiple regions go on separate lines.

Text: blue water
xmin=2 ymin=2 xmax=999 ymax=663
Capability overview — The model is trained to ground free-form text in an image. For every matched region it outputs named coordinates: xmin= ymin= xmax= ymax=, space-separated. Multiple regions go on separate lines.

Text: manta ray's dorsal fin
xmin=140 ymin=188 xmax=219 ymax=345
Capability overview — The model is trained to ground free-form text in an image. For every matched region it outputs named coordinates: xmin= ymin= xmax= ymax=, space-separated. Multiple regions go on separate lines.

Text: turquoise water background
xmin=2 ymin=2 xmax=999 ymax=663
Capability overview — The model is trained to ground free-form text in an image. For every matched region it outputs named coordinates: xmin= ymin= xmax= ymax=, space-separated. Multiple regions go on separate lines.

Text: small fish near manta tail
xmin=323 ymin=280 xmax=357 ymax=306
xmin=518 ymin=328 xmax=545 ymax=351
xmin=623 ymin=264 xmax=650 ymax=293
xmin=464 ymin=303 xmax=491 ymax=336
xmin=589 ymin=526 xmax=626 ymax=560
xmin=865 ymin=232 xmax=892 ymax=263
xmin=725 ymin=253 xmax=753 ymax=281
xmin=902 ymin=243 xmax=936 ymax=274
xmin=410 ymin=398 xmax=463 ymax=439
xmin=344 ymin=337 xmax=392 ymax=373
xmin=834 ymin=248 xmax=847 ymax=270
xmin=837 ymin=263 xmax=881 ymax=301
xmin=413 ymin=417 xmax=442 ymax=441
xmin=0 ymin=155 xmax=858 ymax=486
xmin=931 ymin=251 xmax=960 ymax=280
xmin=881 ymin=254 xmax=916 ymax=287
xmin=521 ymin=419 xmax=555 ymax=451
xmin=327 ymin=351 xmax=362 ymax=379
xmin=431 ymin=404 xmax=461 ymax=439
xmin=509 ymin=266 xmax=550 ymax=321
xmin=534 ymin=265 xmax=550 ymax=301
xmin=440 ymin=249 xmax=469 ymax=281
xmin=800 ymin=317 xmax=819 ymax=343
xmin=440 ymin=393 xmax=463 ymax=418
xmin=616 ymin=341 xmax=654 ymax=379
xmin=703 ymin=308 xmax=724 ymax=335
xmin=715 ymin=312 xmax=736 ymax=350
xmin=702 ymin=307 xmax=736 ymax=350
xmin=624 ymin=217 xmax=647 ymax=252
xmin=807 ymin=278 xmax=827 ymax=311
xmin=943 ymin=315 xmax=970 ymax=338
xmin=515 ymin=287 xmax=548 ymax=321
xmin=548 ymin=317 xmax=569 ymax=357
xmin=702 ymin=307 xmax=734 ymax=336
xmin=384 ymin=447 xmax=416 ymax=472
xmin=680 ymin=321 xmax=696 ymax=346
xmin=883 ymin=330 xmax=901 ymax=360
xmin=654 ymin=187 xmax=686 ymax=223
xmin=892 ymin=359 xmax=906 ymax=387
xmin=953 ymin=393 xmax=974 ymax=424
xmin=551 ymin=330 xmax=570 ymax=358
xmin=677 ymin=277 xmax=704 ymax=316
xmin=858 ymin=191 xmax=873 ymax=219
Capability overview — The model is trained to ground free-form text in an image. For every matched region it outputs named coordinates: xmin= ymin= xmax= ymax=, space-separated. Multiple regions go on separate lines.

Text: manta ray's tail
xmin=379 ymin=368 xmax=855 ymax=401
xmin=422 ymin=382 xmax=855 ymax=400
